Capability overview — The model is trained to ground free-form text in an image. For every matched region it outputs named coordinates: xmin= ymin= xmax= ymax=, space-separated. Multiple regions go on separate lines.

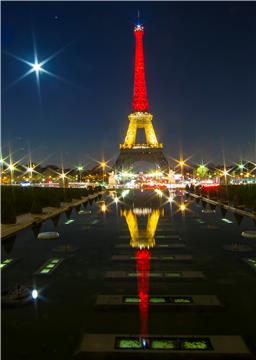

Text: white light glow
xmin=101 ymin=204 xmax=107 ymax=212
xmin=8 ymin=164 xmax=15 ymax=171
xmin=32 ymin=63 xmax=42 ymax=73
xmin=32 ymin=289 xmax=38 ymax=300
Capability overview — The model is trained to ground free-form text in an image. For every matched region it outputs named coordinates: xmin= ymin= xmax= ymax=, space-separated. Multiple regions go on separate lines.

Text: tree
xmin=196 ymin=165 xmax=209 ymax=179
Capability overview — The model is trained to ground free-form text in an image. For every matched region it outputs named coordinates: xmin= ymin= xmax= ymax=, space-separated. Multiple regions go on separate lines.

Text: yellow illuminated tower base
xmin=121 ymin=112 xmax=162 ymax=149
xmin=115 ymin=112 xmax=168 ymax=173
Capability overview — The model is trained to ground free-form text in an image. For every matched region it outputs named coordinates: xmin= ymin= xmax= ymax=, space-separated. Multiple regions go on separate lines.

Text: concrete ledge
xmin=190 ymin=193 xmax=256 ymax=220
xmin=95 ymin=295 xmax=222 ymax=308
xmin=74 ymin=334 xmax=251 ymax=358
xmin=1 ymin=191 xmax=104 ymax=241
xmin=111 ymin=255 xmax=192 ymax=262
xmin=104 ymin=271 xmax=205 ymax=280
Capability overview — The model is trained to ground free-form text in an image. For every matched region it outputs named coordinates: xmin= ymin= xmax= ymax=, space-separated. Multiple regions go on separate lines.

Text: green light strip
xmin=36 ymin=258 xmax=63 ymax=275
xmin=3 ymin=259 xmax=13 ymax=264
xmin=196 ymin=219 xmax=205 ymax=224
xmin=116 ymin=336 xmax=213 ymax=351
xmin=222 ymin=218 xmax=233 ymax=224
xmin=0 ymin=258 xmax=14 ymax=270
xmin=244 ymin=257 xmax=256 ymax=271
xmin=65 ymin=219 xmax=74 ymax=225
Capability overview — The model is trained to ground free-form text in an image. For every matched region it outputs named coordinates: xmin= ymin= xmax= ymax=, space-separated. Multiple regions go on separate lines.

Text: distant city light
xmin=155 ymin=189 xmax=163 ymax=197
xmin=180 ymin=204 xmax=186 ymax=211
xmin=199 ymin=164 xmax=206 ymax=169
xmin=101 ymin=203 xmax=107 ymax=212
xmin=121 ymin=190 xmax=130 ymax=198
xmin=169 ymin=196 xmax=174 ymax=203
xmin=8 ymin=164 xmax=15 ymax=171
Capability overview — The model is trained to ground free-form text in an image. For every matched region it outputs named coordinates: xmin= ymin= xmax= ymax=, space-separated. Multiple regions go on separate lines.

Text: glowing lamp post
xmin=238 ymin=163 xmax=244 ymax=177
xmin=77 ymin=166 xmax=84 ymax=183
xmin=26 ymin=166 xmax=35 ymax=183
xmin=8 ymin=163 xmax=15 ymax=185
xmin=179 ymin=160 xmax=185 ymax=176
xmin=101 ymin=162 xmax=106 ymax=183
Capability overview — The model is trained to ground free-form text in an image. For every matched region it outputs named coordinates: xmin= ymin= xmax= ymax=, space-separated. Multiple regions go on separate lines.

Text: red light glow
xmin=136 ymin=249 xmax=150 ymax=337
xmin=132 ymin=26 xmax=149 ymax=112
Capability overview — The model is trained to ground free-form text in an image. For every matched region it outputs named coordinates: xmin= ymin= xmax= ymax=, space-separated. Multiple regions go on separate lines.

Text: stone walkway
xmin=1 ymin=191 xmax=104 ymax=241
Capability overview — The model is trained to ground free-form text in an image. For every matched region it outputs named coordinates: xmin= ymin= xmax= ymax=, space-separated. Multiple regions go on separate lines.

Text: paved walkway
xmin=1 ymin=191 xmax=104 ymax=241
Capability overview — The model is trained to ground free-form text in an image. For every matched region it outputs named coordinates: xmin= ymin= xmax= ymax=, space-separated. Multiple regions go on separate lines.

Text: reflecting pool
xmin=2 ymin=190 xmax=256 ymax=359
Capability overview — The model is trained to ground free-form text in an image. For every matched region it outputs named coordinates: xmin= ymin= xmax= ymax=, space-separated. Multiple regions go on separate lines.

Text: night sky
xmin=2 ymin=2 xmax=256 ymax=168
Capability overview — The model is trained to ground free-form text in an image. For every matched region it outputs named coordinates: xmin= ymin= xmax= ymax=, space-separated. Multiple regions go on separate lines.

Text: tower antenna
xmin=137 ymin=10 xmax=140 ymax=25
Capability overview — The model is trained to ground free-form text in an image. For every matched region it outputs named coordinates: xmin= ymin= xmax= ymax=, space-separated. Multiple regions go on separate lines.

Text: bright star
xmin=32 ymin=63 xmax=42 ymax=73
xmin=3 ymin=38 xmax=72 ymax=94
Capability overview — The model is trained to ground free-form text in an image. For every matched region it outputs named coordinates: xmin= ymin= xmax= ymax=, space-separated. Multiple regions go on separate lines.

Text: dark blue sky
xmin=2 ymin=1 xmax=256 ymax=167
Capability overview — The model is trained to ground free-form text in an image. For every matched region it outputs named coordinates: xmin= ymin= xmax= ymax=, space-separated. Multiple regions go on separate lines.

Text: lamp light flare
xmin=169 ymin=196 xmax=174 ymax=203
xmin=101 ymin=204 xmax=107 ymax=212
xmin=27 ymin=167 xmax=34 ymax=173
xmin=180 ymin=204 xmax=186 ymax=211
xmin=31 ymin=289 xmax=38 ymax=300
xmin=8 ymin=164 xmax=15 ymax=171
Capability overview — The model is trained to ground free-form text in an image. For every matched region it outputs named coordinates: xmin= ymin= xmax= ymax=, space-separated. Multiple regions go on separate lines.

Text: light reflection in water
xmin=121 ymin=207 xmax=161 ymax=337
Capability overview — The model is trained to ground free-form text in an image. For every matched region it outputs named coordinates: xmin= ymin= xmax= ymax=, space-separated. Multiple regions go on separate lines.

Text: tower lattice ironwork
xmin=115 ymin=23 xmax=169 ymax=172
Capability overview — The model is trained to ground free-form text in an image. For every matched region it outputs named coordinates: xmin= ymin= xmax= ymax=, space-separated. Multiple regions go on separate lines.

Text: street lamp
xmin=77 ymin=166 xmax=84 ymax=183
xmin=179 ymin=160 xmax=185 ymax=177
xmin=8 ymin=163 xmax=15 ymax=185
xmin=101 ymin=161 xmax=106 ymax=183
xmin=26 ymin=166 xmax=34 ymax=182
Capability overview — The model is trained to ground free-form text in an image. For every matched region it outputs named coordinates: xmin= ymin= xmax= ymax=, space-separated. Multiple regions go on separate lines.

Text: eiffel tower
xmin=115 ymin=23 xmax=169 ymax=173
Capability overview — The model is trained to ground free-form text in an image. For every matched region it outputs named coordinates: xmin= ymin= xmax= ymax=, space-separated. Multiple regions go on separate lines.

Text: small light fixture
xmin=31 ymin=289 xmax=38 ymax=300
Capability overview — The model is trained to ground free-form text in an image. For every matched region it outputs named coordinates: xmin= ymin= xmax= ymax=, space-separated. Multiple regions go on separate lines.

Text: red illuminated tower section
xmin=132 ymin=25 xmax=149 ymax=112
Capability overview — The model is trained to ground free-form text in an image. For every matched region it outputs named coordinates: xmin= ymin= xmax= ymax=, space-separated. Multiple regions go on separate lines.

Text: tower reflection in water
xmin=121 ymin=206 xmax=161 ymax=340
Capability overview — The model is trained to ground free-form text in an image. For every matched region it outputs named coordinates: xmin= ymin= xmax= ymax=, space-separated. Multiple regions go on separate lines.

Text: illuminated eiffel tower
xmin=115 ymin=23 xmax=169 ymax=173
